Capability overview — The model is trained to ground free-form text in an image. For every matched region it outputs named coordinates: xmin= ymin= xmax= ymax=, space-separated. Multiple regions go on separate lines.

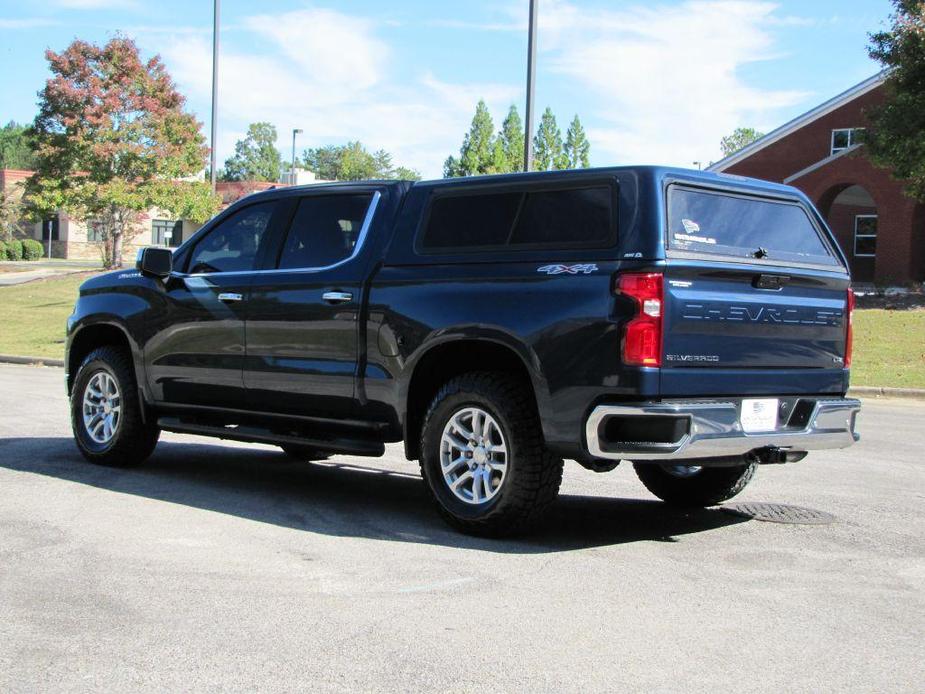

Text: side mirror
xmin=136 ymin=247 xmax=173 ymax=278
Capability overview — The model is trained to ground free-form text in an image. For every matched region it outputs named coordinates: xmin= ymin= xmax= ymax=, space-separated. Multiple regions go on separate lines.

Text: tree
xmin=222 ymin=122 xmax=283 ymax=182
xmin=0 ymin=186 xmax=25 ymax=243
xmin=498 ymin=105 xmax=525 ymax=173
xmin=25 ymin=38 xmax=219 ymax=268
xmin=564 ymin=115 xmax=591 ymax=169
xmin=533 ymin=107 xmax=567 ymax=171
xmin=867 ymin=0 xmax=925 ymax=200
xmin=720 ymin=127 xmax=765 ymax=157
xmin=0 ymin=122 xmax=37 ymax=170
xmin=302 ymin=141 xmax=420 ymax=181
xmin=445 ymin=100 xmax=498 ymax=177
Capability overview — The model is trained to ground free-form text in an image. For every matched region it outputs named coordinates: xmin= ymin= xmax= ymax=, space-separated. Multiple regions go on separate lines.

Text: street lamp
xmin=291 ymin=128 xmax=303 ymax=184
xmin=523 ymin=0 xmax=538 ymax=172
xmin=210 ymin=0 xmax=220 ymax=191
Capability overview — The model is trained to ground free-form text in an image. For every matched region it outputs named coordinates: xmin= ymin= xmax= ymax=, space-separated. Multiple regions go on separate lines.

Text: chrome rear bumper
xmin=585 ymin=397 xmax=860 ymax=461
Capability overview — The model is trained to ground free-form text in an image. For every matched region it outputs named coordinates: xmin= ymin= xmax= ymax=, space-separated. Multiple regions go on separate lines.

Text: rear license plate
xmin=740 ymin=398 xmax=779 ymax=433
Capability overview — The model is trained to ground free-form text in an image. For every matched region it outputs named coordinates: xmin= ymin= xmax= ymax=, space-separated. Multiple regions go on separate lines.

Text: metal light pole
xmin=291 ymin=128 xmax=303 ymax=184
xmin=209 ymin=0 xmax=220 ymax=190
xmin=523 ymin=0 xmax=538 ymax=172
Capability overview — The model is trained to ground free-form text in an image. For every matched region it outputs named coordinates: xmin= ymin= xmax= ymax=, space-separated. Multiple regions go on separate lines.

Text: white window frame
xmin=853 ymin=214 xmax=877 ymax=257
xmin=831 ymin=128 xmax=865 ymax=156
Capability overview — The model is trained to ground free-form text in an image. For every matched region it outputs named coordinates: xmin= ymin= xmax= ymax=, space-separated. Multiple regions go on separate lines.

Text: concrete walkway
xmin=0 ymin=259 xmax=101 ymax=286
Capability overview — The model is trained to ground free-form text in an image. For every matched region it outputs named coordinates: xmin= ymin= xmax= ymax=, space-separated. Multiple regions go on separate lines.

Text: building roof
xmin=707 ymin=71 xmax=889 ymax=173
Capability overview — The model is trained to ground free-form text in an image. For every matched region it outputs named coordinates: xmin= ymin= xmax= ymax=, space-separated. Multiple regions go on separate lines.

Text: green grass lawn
xmin=0 ymin=273 xmax=91 ymax=358
xmin=852 ymin=309 xmax=925 ymax=388
xmin=1 ymin=274 xmax=923 ymax=388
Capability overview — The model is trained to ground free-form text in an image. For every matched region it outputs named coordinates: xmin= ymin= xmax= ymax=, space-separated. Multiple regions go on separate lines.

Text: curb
xmin=0 ymin=354 xmax=65 ymax=368
xmin=0 ymin=354 xmax=923 ymax=400
xmin=848 ymin=386 xmax=925 ymax=400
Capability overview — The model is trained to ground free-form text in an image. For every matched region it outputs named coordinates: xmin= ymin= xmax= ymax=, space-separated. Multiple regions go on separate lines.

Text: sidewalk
xmin=0 ymin=259 xmax=102 ymax=286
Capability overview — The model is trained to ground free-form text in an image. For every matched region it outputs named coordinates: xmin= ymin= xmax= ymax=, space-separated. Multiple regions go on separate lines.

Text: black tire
xmin=419 ymin=372 xmax=563 ymax=537
xmin=70 ymin=346 xmax=159 ymax=467
xmin=633 ymin=461 xmax=757 ymax=507
xmin=279 ymin=444 xmax=330 ymax=462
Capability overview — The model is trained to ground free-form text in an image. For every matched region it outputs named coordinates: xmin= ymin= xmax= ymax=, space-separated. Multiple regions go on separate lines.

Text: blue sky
xmin=0 ymin=0 xmax=893 ymax=178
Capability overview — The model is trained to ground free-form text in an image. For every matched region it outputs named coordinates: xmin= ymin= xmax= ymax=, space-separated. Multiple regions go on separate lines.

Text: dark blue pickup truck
xmin=66 ymin=166 xmax=860 ymax=535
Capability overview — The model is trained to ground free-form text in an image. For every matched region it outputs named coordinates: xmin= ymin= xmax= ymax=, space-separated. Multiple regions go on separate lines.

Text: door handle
xmin=322 ymin=291 xmax=353 ymax=304
xmin=218 ymin=292 xmax=243 ymax=302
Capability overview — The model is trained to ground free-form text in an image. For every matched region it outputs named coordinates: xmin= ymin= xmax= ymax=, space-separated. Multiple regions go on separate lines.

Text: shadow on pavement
xmin=0 ymin=436 xmax=748 ymax=553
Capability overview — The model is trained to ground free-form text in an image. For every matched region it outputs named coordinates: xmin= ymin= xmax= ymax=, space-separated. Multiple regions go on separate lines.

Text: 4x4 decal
xmin=536 ymin=263 xmax=599 ymax=275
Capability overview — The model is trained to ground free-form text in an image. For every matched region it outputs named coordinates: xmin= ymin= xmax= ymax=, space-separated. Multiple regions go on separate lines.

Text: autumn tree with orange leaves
xmin=26 ymin=38 xmax=219 ymax=267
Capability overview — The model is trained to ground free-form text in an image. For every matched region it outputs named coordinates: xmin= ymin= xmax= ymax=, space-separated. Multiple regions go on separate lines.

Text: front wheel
xmin=71 ymin=346 xmax=159 ymax=467
xmin=419 ymin=372 xmax=563 ymax=537
xmin=633 ymin=460 xmax=757 ymax=507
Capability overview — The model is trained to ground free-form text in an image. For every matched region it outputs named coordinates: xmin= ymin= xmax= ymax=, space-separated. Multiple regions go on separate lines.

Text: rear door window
xmin=420 ymin=183 xmax=616 ymax=252
xmin=277 ymin=194 xmax=373 ymax=269
xmin=667 ymin=187 xmax=839 ymax=266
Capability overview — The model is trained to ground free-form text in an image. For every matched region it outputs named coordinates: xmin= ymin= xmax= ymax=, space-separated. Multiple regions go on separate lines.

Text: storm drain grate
xmin=721 ymin=502 xmax=837 ymax=525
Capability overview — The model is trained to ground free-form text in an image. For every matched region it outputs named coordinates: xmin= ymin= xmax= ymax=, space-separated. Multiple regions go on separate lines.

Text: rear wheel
xmin=71 ymin=346 xmax=159 ymax=467
xmin=633 ymin=460 xmax=757 ymax=507
xmin=419 ymin=372 xmax=563 ymax=536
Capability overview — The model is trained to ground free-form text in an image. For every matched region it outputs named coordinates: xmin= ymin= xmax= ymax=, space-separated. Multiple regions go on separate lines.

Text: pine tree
xmin=498 ymin=105 xmax=525 ymax=173
xmin=564 ymin=115 xmax=591 ymax=169
xmin=460 ymin=100 xmax=496 ymax=176
xmin=533 ymin=107 xmax=566 ymax=171
xmin=446 ymin=100 xmax=496 ymax=177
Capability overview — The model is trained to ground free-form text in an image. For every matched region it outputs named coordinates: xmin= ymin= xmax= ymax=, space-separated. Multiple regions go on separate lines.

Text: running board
xmin=156 ymin=416 xmax=385 ymax=457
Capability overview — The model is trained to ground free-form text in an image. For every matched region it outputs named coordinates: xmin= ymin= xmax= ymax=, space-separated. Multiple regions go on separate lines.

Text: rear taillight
xmin=844 ymin=288 xmax=855 ymax=368
xmin=617 ymin=272 xmax=663 ymax=367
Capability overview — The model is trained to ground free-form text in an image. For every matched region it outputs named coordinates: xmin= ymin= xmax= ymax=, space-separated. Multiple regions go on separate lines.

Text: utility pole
xmin=291 ymin=128 xmax=303 ymax=185
xmin=523 ymin=0 xmax=538 ymax=172
xmin=210 ymin=0 xmax=220 ymax=191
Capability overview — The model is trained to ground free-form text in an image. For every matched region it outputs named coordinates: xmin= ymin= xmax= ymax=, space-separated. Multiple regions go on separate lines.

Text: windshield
xmin=667 ymin=187 xmax=840 ymax=266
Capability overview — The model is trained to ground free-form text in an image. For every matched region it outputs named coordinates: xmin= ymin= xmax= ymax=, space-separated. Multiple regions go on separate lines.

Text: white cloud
xmin=244 ymin=9 xmax=389 ymax=92
xmin=53 ymin=0 xmax=138 ymax=8
xmin=541 ymin=0 xmax=808 ymax=166
xmin=428 ymin=0 xmax=809 ymax=167
xmin=0 ymin=18 xmax=58 ymax=29
xmin=148 ymin=0 xmax=804 ymax=176
xmin=153 ymin=9 xmax=520 ymax=178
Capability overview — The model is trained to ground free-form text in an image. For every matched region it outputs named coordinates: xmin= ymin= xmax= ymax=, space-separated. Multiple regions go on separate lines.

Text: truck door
xmin=243 ymin=190 xmax=381 ymax=418
xmin=144 ymin=200 xmax=282 ymax=407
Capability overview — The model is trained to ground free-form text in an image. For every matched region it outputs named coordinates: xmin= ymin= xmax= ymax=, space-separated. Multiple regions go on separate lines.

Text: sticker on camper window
xmin=681 ymin=218 xmax=701 ymax=234
xmin=674 ymin=232 xmax=717 ymax=245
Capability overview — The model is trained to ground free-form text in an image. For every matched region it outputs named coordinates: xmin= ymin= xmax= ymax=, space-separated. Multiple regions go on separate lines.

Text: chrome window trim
xmin=174 ymin=190 xmax=381 ymax=279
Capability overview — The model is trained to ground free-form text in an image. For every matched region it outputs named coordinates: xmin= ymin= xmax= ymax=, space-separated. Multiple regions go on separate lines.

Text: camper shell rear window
xmin=667 ymin=186 xmax=840 ymax=267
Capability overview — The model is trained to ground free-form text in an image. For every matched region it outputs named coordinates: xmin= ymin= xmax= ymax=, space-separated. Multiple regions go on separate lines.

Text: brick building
xmin=708 ymin=72 xmax=925 ymax=285
xmin=0 ymin=170 xmax=327 ymax=261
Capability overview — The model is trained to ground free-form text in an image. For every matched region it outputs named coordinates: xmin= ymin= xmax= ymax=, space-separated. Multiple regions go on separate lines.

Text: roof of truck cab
xmin=236 ymin=166 xmax=806 ymax=203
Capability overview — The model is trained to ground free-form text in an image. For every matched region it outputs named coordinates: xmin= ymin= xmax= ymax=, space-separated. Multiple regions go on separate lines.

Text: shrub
xmin=4 ymin=239 xmax=23 ymax=261
xmin=21 ymin=238 xmax=44 ymax=261
xmin=0 ymin=241 xmax=6 ymax=259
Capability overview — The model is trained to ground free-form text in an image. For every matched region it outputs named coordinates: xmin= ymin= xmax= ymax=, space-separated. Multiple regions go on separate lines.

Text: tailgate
xmin=660 ymin=184 xmax=850 ymax=395
xmin=663 ymin=266 xmax=849 ymax=369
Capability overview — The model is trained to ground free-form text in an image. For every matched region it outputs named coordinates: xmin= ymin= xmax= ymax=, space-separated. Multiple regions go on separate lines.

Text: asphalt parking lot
xmin=0 ymin=363 xmax=922 ymax=692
